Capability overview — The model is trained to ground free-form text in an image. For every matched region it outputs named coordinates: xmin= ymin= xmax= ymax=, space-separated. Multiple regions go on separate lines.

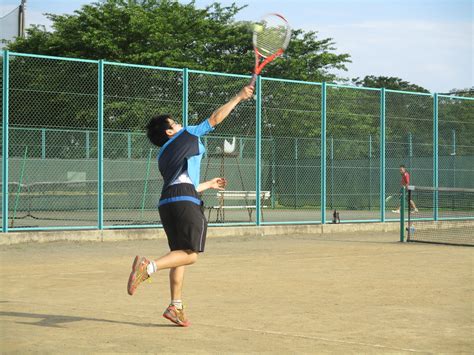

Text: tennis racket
xmin=250 ymin=13 xmax=291 ymax=87
xmin=385 ymin=193 xmax=401 ymax=204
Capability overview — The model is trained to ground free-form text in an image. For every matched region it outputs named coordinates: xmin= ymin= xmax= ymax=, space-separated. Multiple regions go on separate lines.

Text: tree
xmin=350 ymin=75 xmax=429 ymax=93
xmin=7 ymin=0 xmax=350 ymax=82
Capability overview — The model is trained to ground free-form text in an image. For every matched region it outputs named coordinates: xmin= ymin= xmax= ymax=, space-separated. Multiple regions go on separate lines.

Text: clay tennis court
xmin=0 ymin=230 xmax=472 ymax=353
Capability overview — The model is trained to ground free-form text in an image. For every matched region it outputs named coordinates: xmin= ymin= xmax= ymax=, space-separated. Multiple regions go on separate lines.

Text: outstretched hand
xmin=209 ymin=177 xmax=227 ymax=190
xmin=237 ymin=86 xmax=255 ymax=101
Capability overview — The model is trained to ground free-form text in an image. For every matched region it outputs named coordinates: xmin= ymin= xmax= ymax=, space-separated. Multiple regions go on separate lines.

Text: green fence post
xmin=433 ymin=93 xmax=439 ymax=221
xmin=452 ymin=129 xmax=456 ymax=187
xmin=41 ymin=128 xmax=46 ymax=159
xmin=2 ymin=50 xmax=10 ymax=233
xmin=255 ymin=76 xmax=262 ymax=226
xmin=368 ymin=134 xmax=372 ymax=210
xmin=140 ymin=148 xmax=153 ymax=219
xmin=11 ymin=146 xmax=28 ymax=228
xmin=408 ymin=132 xmax=413 ymax=169
xmin=294 ymin=137 xmax=298 ymax=209
xmin=127 ymin=132 xmax=132 ymax=159
xmin=98 ymin=60 xmax=104 ymax=229
xmin=330 ymin=136 xmax=334 ymax=209
xmin=321 ymin=82 xmax=327 ymax=224
xmin=86 ymin=131 xmax=90 ymax=159
xmin=380 ymin=88 xmax=386 ymax=222
xmin=182 ymin=68 xmax=188 ymax=127
xmin=271 ymin=137 xmax=276 ymax=209
xmin=400 ymin=187 xmax=406 ymax=242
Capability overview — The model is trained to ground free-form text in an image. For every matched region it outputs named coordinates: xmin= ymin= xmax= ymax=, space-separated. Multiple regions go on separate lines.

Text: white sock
xmin=146 ymin=261 xmax=157 ymax=275
xmin=171 ymin=300 xmax=183 ymax=309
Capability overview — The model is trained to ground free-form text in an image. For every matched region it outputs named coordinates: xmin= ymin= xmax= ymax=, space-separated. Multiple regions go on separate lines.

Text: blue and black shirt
xmin=158 ymin=119 xmax=214 ymax=207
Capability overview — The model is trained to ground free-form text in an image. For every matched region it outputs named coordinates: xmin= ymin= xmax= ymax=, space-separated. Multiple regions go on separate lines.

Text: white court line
xmin=196 ymin=322 xmax=424 ymax=353
xmin=2 ymin=299 xmax=426 ymax=353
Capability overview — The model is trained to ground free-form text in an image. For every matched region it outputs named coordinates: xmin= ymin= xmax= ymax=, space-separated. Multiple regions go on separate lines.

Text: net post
xmin=97 ymin=59 xmax=104 ymax=230
xmin=255 ymin=75 xmax=262 ymax=226
xmin=380 ymin=88 xmax=386 ymax=222
xmin=2 ymin=50 xmax=10 ymax=233
xmin=321 ymin=82 xmax=327 ymax=224
xmin=433 ymin=93 xmax=439 ymax=221
xmin=400 ymin=186 xmax=406 ymax=242
xmin=182 ymin=68 xmax=188 ymax=127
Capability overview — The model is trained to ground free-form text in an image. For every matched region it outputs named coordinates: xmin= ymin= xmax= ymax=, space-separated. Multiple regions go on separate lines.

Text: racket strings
xmin=254 ymin=16 xmax=291 ymax=58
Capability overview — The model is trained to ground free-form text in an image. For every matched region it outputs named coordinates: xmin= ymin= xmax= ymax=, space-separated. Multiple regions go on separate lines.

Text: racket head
xmin=252 ymin=13 xmax=291 ymax=58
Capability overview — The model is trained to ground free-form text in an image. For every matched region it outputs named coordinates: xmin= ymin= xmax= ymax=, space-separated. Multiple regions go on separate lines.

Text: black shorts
xmin=158 ymin=184 xmax=208 ymax=252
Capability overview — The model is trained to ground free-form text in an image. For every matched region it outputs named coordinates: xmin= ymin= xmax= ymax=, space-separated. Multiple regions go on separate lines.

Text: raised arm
xmin=208 ymin=86 xmax=254 ymax=127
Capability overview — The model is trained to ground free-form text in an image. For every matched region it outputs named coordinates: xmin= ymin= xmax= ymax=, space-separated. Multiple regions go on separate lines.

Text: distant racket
xmin=250 ymin=13 xmax=291 ymax=87
xmin=385 ymin=193 xmax=401 ymax=203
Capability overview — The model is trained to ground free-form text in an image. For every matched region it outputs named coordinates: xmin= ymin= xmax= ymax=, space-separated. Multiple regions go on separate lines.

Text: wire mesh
xmin=103 ymin=63 xmax=182 ymax=226
xmin=326 ymin=86 xmax=380 ymax=222
xmin=385 ymin=91 xmax=433 ymax=219
xmin=0 ymin=53 xmax=3 ymax=229
xmin=438 ymin=96 xmax=474 ymax=189
xmin=8 ymin=55 xmax=98 ymax=228
xmin=188 ymin=72 xmax=256 ymax=223
xmin=1 ymin=52 xmax=474 ymax=231
xmin=261 ymin=79 xmax=322 ymax=223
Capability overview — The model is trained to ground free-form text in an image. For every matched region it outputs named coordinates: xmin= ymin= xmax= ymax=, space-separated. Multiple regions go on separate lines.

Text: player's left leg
xmin=163 ymin=265 xmax=191 ymax=327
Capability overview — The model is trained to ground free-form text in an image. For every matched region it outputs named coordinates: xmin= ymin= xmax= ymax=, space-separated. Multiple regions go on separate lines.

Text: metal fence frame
xmin=1 ymin=50 xmax=473 ymax=232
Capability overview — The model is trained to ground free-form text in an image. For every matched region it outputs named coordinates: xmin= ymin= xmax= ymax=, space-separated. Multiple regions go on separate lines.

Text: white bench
xmin=207 ymin=190 xmax=271 ymax=222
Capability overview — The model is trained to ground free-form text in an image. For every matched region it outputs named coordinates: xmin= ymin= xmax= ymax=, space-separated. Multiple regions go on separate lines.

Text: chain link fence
xmin=1 ymin=52 xmax=473 ymax=231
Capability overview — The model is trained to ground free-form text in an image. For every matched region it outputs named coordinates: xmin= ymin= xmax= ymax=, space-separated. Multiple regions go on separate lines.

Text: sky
xmin=1 ymin=0 xmax=472 ymax=93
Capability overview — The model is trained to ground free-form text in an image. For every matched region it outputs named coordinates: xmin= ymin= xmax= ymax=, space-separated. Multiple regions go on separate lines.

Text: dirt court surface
xmin=0 ymin=231 xmax=472 ymax=353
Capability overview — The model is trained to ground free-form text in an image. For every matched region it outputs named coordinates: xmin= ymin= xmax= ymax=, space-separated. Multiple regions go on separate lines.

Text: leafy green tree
xmin=7 ymin=0 xmax=350 ymax=82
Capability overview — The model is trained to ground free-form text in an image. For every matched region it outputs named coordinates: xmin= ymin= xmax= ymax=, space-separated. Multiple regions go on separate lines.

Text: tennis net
xmin=403 ymin=186 xmax=474 ymax=246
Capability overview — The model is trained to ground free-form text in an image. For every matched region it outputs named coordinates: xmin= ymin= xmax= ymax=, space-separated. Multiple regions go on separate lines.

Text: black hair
xmin=146 ymin=114 xmax=172 ymax=147
xmin=400 ymin=164 xmax=406 ymax=169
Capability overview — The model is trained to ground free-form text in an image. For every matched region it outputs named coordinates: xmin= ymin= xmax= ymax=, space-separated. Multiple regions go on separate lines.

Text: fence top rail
xmin=438 ymin=94 xmax=474 ymax=101
xmin=103 ymin=60 xmax=182 ymax=72
xmin=8 ymin=51 xmax=99 ymax=64
xmin=187 ymin=69 xmax=251 ymax=79
xmin=385 ymin=88 xmax=433 ymax=96
xmin=5 ymin=51 xmax=471 ymax=98
xmin=327 ymin=83 xmax=380 ymax=91
xmin=262 ymin=77 xmax=322 ymax=86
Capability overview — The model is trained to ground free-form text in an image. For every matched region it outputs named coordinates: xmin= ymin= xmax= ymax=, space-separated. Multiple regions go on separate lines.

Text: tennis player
xmin=392 ymin=165 xmax=418 ymax=213
xmin=127 ymin=85 xmax=254 ymax=327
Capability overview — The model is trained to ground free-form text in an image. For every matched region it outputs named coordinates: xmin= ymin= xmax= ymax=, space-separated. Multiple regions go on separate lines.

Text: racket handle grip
xmin=249 ymin=74 xmax=258 ymax=88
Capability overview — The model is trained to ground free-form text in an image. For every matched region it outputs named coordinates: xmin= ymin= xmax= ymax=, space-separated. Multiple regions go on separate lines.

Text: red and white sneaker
xmin=127 ymin=255 xmax=150 ymax=295
xmin=163 ymin=304 xmax=191 ymax=327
